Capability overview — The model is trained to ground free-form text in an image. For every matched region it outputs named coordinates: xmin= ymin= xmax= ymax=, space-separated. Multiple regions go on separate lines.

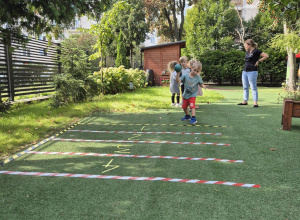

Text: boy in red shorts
xmin=176 ymin=61 xmax=206 ymax=124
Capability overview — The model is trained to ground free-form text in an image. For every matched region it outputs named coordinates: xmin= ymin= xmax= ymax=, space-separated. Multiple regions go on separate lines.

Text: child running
xmin=168 ymin=61 xmax=181 ymax=107
xmin=176 ymin=60 xmax=206 ymax=124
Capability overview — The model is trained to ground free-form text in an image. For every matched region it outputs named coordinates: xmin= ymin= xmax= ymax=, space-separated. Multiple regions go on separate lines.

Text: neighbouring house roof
xmin=140 ymin=41 xmax=186 ymax=52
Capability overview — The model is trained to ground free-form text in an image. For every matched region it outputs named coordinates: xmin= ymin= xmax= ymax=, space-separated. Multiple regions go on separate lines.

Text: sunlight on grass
xmin=0 ymin=86 xmax=276 ymax=159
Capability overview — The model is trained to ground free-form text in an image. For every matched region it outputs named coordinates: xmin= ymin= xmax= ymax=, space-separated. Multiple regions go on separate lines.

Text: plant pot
xmin=161 ymin=83 xmax=169 ymax=87
xmin=281 ymin=98 xmax=300 ymax=130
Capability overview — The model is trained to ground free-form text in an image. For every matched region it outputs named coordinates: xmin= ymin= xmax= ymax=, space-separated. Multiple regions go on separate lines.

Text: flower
xmin=161 ymin=79 xmax=170 ymax=83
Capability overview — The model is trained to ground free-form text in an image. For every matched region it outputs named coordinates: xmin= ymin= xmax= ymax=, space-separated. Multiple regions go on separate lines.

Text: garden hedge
xmin=197 ymin=49 xmax=287 ymax=85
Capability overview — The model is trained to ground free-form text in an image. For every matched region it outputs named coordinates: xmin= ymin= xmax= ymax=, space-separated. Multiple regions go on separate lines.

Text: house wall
xmin=144 ymin=44 xmax=180 ymax=85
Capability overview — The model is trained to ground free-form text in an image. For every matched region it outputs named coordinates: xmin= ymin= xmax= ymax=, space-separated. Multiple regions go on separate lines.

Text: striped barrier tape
xmin=0 ymin=171 xmax=260 ymax=188
xmin=67 ymin=130 xmax=222 ymax=135
xmin=77 ymin=122 xmax=230 ymax=128
xmin=27 ymin=151 xmax=243 ymax=163
xmin=52 ymin=138 xmax=231 ymax=146
xmin=0 ymin=123 xmax=79 ymax=166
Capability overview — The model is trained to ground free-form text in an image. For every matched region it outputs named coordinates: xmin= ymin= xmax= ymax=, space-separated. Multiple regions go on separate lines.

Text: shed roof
xmin=140 ymin=41 xmax=186 ymax=52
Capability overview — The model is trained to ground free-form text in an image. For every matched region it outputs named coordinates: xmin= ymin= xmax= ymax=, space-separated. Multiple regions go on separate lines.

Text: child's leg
xmin=176 ymin=93 xmax=180 ymax=104
xmin=171 ymin=93 xmax=175 ymax=103
xmin=181 ymin=98 xmax=191 ymax=120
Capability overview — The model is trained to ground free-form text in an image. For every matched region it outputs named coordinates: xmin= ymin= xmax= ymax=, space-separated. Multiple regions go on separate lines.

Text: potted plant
xmin=280 ymin=87 xmax=300 ymax=130
xmin=161 ymin=78 xmax=170 ymax=87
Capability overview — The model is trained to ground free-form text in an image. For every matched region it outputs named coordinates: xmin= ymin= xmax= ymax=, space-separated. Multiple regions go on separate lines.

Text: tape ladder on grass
xmin=67 ymin=130 xmax=222 ymax=135
xmin=0 ymin=123 xmax=79 ymax=166
xmin=27 ymin=151 xmax=243 ymax=163
xmin=52 ymin=138 xmax=231 ymax=146
xmin=0 ymin=171 xmax=260 ymax=188
xmin=77 ymin=122 xmax=230 ymax=128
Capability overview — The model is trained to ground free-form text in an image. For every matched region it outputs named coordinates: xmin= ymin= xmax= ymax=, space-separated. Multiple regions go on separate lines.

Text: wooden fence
xmin=0 ymin=36 xmax=60 ymax=101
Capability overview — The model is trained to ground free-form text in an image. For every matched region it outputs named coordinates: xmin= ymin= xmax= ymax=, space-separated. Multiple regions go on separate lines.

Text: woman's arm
xmin=255 ymin=52 xmax=269 ymax=66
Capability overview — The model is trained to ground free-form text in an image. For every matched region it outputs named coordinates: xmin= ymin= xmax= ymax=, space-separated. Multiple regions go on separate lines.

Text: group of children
xmin=168 ymin=56 xmax=206 ymax=124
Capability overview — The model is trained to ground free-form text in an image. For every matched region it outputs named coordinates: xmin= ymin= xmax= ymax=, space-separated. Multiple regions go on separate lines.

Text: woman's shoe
xmin=253 ymin=105 xmax=258 ymax=107
xmin=237 ymin=103 xmax=248 ymax=105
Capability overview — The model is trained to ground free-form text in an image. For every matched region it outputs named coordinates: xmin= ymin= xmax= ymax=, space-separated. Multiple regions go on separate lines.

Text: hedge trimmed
xmin=197 ymin=49 xmax=287 ymax=85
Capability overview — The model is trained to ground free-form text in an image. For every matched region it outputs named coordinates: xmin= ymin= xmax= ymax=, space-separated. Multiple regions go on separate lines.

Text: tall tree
xmin=0 ymin=0 xmax=111 ymax=41
xmin=115 ymin=31 xmax=129 ymax=68
xmin=184 ymin=0 xmax=239 ymax=57
xmin=100 ymin=0 xmax=149 ymax=67
xmin=247 ymin=0 xmax=300 ymax=91
xmin=144 ymin=0 xmax=197 ymax=42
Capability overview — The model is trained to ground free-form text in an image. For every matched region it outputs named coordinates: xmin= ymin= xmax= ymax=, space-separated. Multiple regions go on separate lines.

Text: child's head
xmin=190 ymin=61 xmax=202 ymax=77
xmin=168 ymin=61 xmax=178 ymax=72
xmin=179 ymin=56 xmax=189 ymax=68
xmin=188 ymin=59 xmax=197 ymax=68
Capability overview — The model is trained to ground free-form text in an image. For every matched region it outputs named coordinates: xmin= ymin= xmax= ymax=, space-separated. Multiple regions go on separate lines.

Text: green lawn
xmin=1 ymin=86 xmax=300 ymax=219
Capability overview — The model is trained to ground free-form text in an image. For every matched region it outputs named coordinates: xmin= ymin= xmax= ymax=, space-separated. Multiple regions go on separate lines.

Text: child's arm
xmin=201 ymin=83 xmax=207 ymax=90
xmin=176 ymin=71 xmax=181 ymax=85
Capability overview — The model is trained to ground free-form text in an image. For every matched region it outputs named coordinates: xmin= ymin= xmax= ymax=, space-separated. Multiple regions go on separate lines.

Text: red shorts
xmin=182 ymin=97 xmax=196 ymax=109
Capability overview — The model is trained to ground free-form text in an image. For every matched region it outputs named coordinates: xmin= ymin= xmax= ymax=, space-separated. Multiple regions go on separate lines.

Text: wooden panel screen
xmin=0 ymin=35 xmax=59 ymax=101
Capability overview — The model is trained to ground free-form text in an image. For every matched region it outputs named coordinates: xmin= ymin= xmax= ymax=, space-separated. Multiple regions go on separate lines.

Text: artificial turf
xmin=1 ymin=86 xmax=300 ymax=219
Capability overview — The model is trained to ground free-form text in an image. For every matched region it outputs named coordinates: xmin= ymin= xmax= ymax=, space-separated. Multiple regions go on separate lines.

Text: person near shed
xmin=238 ymin=39 xmax=269 ymax=107
xmin=168 ymin=61 xmax=181 ymax=107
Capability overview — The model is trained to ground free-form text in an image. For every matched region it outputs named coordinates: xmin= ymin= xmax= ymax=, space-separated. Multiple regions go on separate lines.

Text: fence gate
xmin=0 ymin=36 xmax=60 ymax=101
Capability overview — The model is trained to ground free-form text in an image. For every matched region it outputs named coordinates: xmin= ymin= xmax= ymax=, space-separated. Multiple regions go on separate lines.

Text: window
xmin=150 ymin=37 xmax=155 ymax=43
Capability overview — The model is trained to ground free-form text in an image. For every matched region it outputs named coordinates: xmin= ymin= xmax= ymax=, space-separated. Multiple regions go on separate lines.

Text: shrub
xmin=51 ymin=36 xmax=100 ymax=108
xmin=94 ymin=66 xmax=147 ymax=94
xmin=197 ymin=49 xmax=287 ymax=85
xmin=0 ymin=86 xmax=10 ymax=115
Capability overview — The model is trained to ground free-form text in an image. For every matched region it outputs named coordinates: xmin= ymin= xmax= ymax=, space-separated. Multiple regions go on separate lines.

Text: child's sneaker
xmin=181 ymin=115 xmax=191 ymax=121
xmin=190 ymin=117 xmax=197 ymax=124
xmin=171 ymin=103 xmax=176 ymax=107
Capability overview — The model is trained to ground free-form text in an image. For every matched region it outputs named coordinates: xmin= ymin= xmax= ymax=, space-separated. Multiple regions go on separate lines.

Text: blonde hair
xmin=188 ymin=59 xmax=201 ymax=68
xmin=179 ymin=56 xmax=188 ymax=64
xmin=245 ymin=39 xmax=257 ymax=48
xmin=190 ymin=61 xmax=202 ymax=72
xmin=168 ymin=61 xmax=178 ymax=72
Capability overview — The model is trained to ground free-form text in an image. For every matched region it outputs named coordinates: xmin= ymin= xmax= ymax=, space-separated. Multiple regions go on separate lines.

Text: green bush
xmin=197 ymin=49 xmax=287 ymax=85
xmin=94 ymin=66 xmax=147 ymax=94
xmin=51 ymin=36 xmax=100 ymax=108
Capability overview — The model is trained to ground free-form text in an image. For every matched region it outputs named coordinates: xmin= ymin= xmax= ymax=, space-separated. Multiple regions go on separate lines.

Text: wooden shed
xmin=141 ymin=41 xmax=186 ymax=86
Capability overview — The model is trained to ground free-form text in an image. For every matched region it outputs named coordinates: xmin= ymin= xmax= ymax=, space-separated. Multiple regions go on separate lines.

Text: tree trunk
xmin=284 ymin=24 xmax=297 ymax=91
xmin=130 ymin=44 xmax=133 ymax=68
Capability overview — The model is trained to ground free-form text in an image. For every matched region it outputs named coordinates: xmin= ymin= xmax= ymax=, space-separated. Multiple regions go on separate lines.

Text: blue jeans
xmin=242 ymin=71 xmax=258 ymax=102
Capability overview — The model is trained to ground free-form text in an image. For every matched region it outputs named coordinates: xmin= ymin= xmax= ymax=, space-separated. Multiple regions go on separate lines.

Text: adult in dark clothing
xmin=238 ymin=39 xmax=269 ymax=107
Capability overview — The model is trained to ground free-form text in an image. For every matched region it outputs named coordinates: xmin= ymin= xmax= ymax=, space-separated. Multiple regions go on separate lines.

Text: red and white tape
xmin=67 ymin=130 xmax=222 ymax=135
xmin=0 ymin=171 xmax=260 ymax=188
xmin=27 ymin=151 xmax=243 ymax=163
xmin=52 ymin=138 xmax=230 ymax=146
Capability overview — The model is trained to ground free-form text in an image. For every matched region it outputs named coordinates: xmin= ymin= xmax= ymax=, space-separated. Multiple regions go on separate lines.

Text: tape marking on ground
xmin=0 ymin=171 xmax=260 ymax=188
xmin=27 ymin=151 xmax=243 ymax=163
xmin=77 ymin=122 xmax=230 ymax=128
xmin=52 ymin=138 xmax=231 ymax=146
xmin=67 ymin=130 xmax=222 ymax=135
xmin=0 ymin=123 xmax=79 ymax=166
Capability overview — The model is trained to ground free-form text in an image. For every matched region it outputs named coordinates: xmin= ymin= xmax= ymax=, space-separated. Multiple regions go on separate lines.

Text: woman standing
xmin=238 ymin=39 xmax=269 ymax=107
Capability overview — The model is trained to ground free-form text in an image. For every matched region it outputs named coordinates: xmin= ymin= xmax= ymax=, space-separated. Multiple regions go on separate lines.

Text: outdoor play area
xmin=1 ymin=86 xmax=300 ymax=219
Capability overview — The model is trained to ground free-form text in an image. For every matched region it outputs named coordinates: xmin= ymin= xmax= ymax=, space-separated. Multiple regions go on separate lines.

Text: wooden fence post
xmin=4 ymin=35 xmax=14 ymax=101
xmin=57 ymin=43 xmax=61 ymax=74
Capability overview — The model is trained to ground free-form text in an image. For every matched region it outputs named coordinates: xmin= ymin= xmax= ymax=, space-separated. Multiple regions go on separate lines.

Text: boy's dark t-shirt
xmin=243 ymin=49 xmax=262 ymax=72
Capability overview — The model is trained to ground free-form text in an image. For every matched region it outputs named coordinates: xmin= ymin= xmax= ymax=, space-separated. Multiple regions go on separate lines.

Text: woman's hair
xmin=245 ymin=39 xmax=257 ymax=48
xmin=179 ymin=56 xmax=188 ymax=64
xmin=168 ymin=61 xmax=178 ymax=72
xmin=190 ymin=61 xmax=202 ymax=71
